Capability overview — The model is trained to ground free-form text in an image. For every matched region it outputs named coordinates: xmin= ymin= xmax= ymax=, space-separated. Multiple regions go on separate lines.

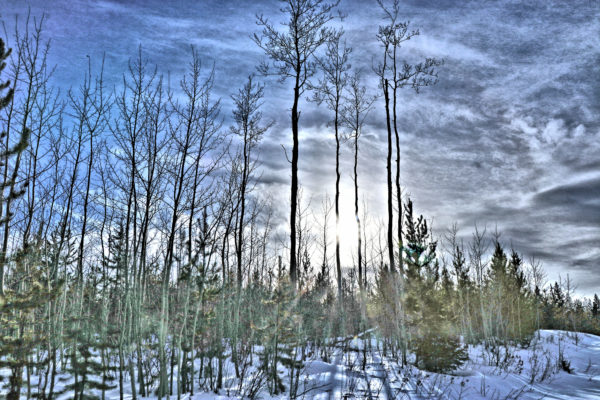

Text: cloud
xmin=533 ymin=177 xmax=600 ymax=225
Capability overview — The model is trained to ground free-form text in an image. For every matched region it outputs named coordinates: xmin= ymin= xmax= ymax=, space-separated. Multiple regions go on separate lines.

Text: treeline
xmin=0 ymin=2 xmax=598 ymax=400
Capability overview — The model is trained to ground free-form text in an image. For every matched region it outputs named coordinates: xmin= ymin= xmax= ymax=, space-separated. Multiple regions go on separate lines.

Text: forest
xmin=0 ymin=0 xmax=599 ymax=399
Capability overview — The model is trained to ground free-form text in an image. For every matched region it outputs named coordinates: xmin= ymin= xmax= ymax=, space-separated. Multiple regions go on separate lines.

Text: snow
xmin=1 ymin=330 xmax=599 ymax=399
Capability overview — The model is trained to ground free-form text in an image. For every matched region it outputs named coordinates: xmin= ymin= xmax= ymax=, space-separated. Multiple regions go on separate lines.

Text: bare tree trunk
xmin=290 ymin=81 xmax=299 ymax=287
xmin=354 ymin=132 xmax=362 ymax=288
xmin=254 ymin=1 xmax=338 ymax=289
xmin=334 ymin=108 xmax=342 ymax=298
xmin=392 ymin=45 xmax=403 ymax=275
xmin=384 ymin=80 xmax=394 ymax=273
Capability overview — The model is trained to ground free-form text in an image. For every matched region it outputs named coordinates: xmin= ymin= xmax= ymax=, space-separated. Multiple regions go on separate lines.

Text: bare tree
xmin=158 ymin=49 xmax=223 ymax=398
xmin=314 ymin=194 xmax=333 ymax=290
xmin=341 ymin=70 xmax=374 ymax=290
xmin=69 ymin=56 xmax=110 ymax=281
xmin=18 ymin=25 xmax=62 ymax=251
xmin=253 ymin=0 xmax=339 ymax=288
xmin=112 ymin=47 xmax=162 ymax=398
xmin=231 ymin=75 xmax=271 ymax=288
xmin=312 ymin=30 xmax=350 ymax=299
xmin=469 ymin=223 xmax=490 ymax=340
xmin=376 ymin=0 xmax=441 ymax=274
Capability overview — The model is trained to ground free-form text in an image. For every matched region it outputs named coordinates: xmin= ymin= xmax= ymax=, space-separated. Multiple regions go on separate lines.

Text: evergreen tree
xmin=508 ymin=249 xmax=527 ymax=294
xmin=550 ymin=282 xmax=565 ymax=308
xmin=592 ymin=294 xmax=599 ymax=318
xmin=0 ymin=245 xmax=61 ymax=400
xmin=441 ymin=265 xmax=453 ymax=298
xmin=58 ymin=307 xmax=117 ymax=400
xmin=401 ymin=199 xmax=466 ymax=373
xmin=102 ymin=222 xmax=126 ymax=290
xmin=452 ymin=245 xmax=470 ymax=290
xmin=403 ymin=199 xmax=437 ymax=283
xmin=255 ymin=281 xmax=302 ymax=395
xmin=488 ymin=241 xmax=507 ymax=284
xmin=0 ymin=36 xmax=31 ymax=294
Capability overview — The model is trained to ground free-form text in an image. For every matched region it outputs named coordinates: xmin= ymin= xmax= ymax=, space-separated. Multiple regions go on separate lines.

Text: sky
xmin=2 ymin=0 xmax=599 ymax=296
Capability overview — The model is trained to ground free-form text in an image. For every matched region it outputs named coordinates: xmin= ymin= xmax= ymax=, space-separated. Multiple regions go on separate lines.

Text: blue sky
xmin=2 ymin=0 xmax=599 ymax=295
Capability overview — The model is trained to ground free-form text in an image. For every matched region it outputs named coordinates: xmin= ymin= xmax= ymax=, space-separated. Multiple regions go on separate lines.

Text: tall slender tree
xmin=376 ymin=0 xmax=441 ymax=274
xmin=231 ymin=75 xmax=271 ymax=288
xmin=253 ymin=0 xmax=339 ymax=288
xmin=341 ymin=70 xmax=375 ymax=290
xmin=69 ymin=56 xmax=110 ymax=282
xmin=111 ymin=47 xmax=157 ymax=398
xmin=158 ymin=49 xmax=222 ymax=398
xmin=312 ymin=31 xmax=350 ymax=299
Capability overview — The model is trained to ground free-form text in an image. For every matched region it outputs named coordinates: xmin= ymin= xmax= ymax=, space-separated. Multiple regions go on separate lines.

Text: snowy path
xmin=369 ymin=349 xmax=399 ymax=399
xmin=326 ymin=350 xmax=343 ymax=399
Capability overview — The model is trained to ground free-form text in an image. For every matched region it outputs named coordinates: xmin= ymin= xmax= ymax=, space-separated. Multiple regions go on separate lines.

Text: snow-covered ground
xmin=2 ymin=330 xmax=599 ymax=399
xmin=251 ymin=330 xmax=600 ymax=400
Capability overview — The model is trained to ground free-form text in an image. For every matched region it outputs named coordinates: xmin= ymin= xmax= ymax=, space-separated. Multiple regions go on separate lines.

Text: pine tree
xmin=488 ymin=241 xmax=508 ymax=284
xmin=402 ymin=199 xmax=437 ymax=284
xmin=0 ymin=38 xmax=14 ymax=111
xmin=441 ymin=266 xmax=453 ymax=297
xmin=401 ymin=200 xmax=466 ymax=373
xmin=591 ymin=294 xmax=599 ymax=318
xmin=0 ymin=36 xmax=31 ymax=294
xmin=0 ymin=245 xmax=62 ymax=400
xmin=255 ymin=281 xmax=302 ymax=395
xmin=505 ymin=249 xmax=535 ymax=343
xmin=102 ymin=222 xmax=126 ymax=290
xmin=452 ymin=245 xmax=470 ymax=290
xmin=58 ymin=308 xmax=117 ymax=400
xmin=508 ymin=250 xmax=527 ymax=293
xmin=550 ymin=282 xmax=565 ymax=308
